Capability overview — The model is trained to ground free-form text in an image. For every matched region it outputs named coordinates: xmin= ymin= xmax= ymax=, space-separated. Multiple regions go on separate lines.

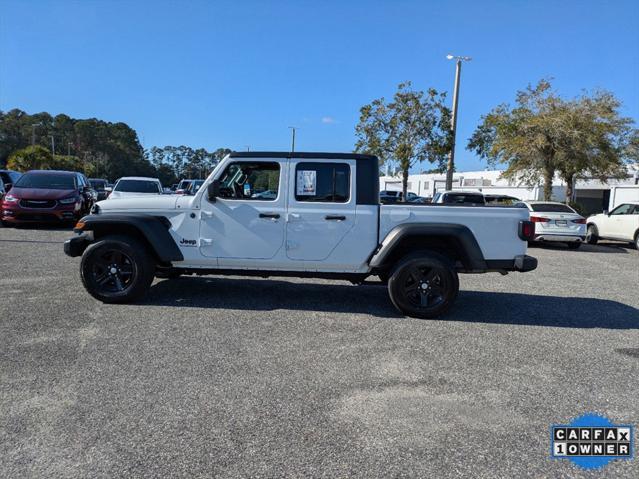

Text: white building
xmin=379 ymin=164 xmax=639 ymax=214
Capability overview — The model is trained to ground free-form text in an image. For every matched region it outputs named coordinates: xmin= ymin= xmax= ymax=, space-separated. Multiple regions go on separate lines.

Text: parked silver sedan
xmin=515 ymin=201 xmax=587 ymax=249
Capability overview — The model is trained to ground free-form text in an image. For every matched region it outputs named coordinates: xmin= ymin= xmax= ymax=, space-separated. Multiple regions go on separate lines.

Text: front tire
xmin=387 ymin=252 xmax=459 ymax=319
xmin=586 ymin=225 xmax=599 ymax=245
xmin=80 ymin=235 xmax=155 ymax=303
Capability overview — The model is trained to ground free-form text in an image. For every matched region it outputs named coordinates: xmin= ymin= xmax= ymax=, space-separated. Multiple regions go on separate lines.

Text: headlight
xmin=4 ymin=194 xmax=18 ymax=203
xmin=59 ymin=196 xmax=78 ymax=204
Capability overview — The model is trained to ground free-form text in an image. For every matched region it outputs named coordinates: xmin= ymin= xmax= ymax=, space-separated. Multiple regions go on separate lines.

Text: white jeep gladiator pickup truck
xmin=64 ymin=152 xmax=537 ymax=318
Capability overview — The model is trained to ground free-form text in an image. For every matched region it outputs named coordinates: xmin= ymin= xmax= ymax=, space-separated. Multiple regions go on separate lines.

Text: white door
xmin=199 ymin=160 xmax=286 ymax=260
xmin=285 ymin=160 xmax=356 ymax=261
xmin=608 ymin=203 xmax=634 ymax=238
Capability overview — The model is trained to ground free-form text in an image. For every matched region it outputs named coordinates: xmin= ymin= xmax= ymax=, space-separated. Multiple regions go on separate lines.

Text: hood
xmin=99 ymin=194 xmax=180 ymax=211
xmin=9 ymin=187 xmax=78 ymax=200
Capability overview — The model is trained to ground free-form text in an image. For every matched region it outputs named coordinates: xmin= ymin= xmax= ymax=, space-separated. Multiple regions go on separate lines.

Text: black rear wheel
xmin=387 ymin=252 xmax=459 ymax=319
xmin=81 ymin=235 xmax=155 ymax=303
xmin=586 ymin=225 xmax=598 ymax=245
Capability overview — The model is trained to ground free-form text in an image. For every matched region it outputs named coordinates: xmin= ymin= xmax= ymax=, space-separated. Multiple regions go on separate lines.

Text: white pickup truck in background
xmin=64 ymin=152 xmax=537 ymax=318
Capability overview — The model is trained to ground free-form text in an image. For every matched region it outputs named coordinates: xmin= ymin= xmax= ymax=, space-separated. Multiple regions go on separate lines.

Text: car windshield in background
xmin=189 ymin=180 xmax=204 ymax=193
xmin=90 ymin=180 xmax=107 ymax=190
xmin=530 ymin=203 xmax=575 ymax=213
xmin=114 ymin=180 xmax=159 ymax=193
xmin=15 ymin=174 xmax=76 ymax=190
xmin=444 ymin=194 xmax=484 ymax=204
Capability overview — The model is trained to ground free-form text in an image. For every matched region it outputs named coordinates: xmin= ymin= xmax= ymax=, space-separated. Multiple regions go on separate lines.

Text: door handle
xmin=259 ymin=213 xmax=280 ymax=219
xmin=325 ymin=215 xmax=346 ymax=221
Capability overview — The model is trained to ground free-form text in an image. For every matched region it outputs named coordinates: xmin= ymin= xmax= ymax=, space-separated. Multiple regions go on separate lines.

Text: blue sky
xmin=1 ymin=0 xmax=638 ymax=171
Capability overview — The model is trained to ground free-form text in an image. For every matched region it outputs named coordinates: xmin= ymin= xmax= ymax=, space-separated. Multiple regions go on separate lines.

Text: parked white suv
xmin=64 ymin=152 xmax=537 ymax=319
xmin=515 ymin=201 xmax=586 ymax=249
xmin=108 ymin=177 xmax=163 ymax=199
xmin=586 ymin=202 xmax=639 ymax=249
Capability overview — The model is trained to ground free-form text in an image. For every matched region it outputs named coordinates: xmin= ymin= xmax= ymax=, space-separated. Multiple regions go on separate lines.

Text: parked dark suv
xmin=0 ymin=169 xmax=22 ymax=197
xmin=89 ymin=178 xmax=110 ymax=201
xmin=1 ymin=170 xmax=94 ymax=226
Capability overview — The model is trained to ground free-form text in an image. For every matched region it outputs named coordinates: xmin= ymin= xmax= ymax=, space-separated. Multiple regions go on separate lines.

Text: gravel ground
xmin=0 ymin=226 xmax=638 ymax=478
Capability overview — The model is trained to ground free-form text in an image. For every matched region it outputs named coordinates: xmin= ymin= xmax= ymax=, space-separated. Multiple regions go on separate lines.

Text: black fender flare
xmin=68 ymin=214 xmax=183 ymax=262
xmin=369 ymin=223 xmax=487 ymax=271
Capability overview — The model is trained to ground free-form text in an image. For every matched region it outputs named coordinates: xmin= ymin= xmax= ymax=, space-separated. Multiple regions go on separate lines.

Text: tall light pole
xmin=31 ymin=123 xmax=41 ymax=146
xmin=50 ymin=135 xmax=55 ymax=155
xmin=445 ymin=54 xmax=471 ymax=191
xmin=288 ymin=126 xmax=297 ymax=154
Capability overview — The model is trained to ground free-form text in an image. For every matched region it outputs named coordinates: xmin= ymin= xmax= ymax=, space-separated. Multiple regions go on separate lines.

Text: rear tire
xmin=634 ymin=232 xmax=639 ymax=250
xmin=567 ymin=242 xmax=581 ymax=250
xmin=586 ymin=225 xmax=599 ymax=245
xmin=80 ymin=235 xmax=155 ymax=303
xmin=387 ymin=251 xmax=459 ymax=319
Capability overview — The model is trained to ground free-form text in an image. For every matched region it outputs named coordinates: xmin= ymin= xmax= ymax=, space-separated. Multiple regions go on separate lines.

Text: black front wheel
xmin=387 ymin=252 xmax=459 ymax=319
xmin=80 ymin=235 xmax=155 ymax=303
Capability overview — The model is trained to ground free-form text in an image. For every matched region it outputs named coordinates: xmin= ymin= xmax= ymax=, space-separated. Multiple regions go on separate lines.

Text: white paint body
xmin=95 ymin=155 xmax=530 ymax=272
xmin=587 ymin=202 xmax=639 ymax=242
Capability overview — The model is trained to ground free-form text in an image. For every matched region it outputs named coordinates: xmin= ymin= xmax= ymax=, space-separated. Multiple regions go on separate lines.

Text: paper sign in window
xmin=296 ymin=170 xmax=316 ymax=196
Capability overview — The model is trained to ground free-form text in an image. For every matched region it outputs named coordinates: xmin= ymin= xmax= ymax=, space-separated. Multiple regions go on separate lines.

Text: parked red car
xmin=1 ymin=170 xmax=94 ymax=226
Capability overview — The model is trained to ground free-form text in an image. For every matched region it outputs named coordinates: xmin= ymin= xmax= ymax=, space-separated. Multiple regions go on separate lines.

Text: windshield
xmin=89 ymin=180 xmax=107 ymax=190
xmin=530 ymin=203 xmax=575 ymax=213
xmin=15 ymin=173 xmax=76 ymax=190
xmin=114 ymin=180 xmax=160 ymax=193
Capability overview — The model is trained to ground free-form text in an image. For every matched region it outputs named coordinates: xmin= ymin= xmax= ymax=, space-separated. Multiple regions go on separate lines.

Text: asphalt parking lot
xmin=1 ymin=226 xmax=638 ymax=478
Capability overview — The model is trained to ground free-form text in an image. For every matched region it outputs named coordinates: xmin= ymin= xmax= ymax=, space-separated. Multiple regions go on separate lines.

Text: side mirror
xmin=207 ymin=179 xmax=221 ymax=202
xmin=604 ymin=210 xmax=609 ymax=216
xmin=4 ymin=183 xmax=12 ymax=191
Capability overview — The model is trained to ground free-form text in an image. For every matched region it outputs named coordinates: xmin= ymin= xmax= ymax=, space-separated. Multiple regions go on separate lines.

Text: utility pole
xmin=50 ymin=135 xmax=55 ymax=155
xmin=288 ymin=126 xmax=297 ymax=154
xmin=445 ymin=54 xmax=471 ymax=191
xmin=31 ymin=123 xmax=40 ymax=145
xmin=245 ymin=145 xmax=250 ymax=152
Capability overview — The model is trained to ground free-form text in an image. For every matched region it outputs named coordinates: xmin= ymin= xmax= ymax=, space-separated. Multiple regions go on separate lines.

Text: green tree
xmin=468 ymin=79 xmax=635 ymax=201
xmin=355 ymin=82 xmax=451 ymax=197
xmin=7 ymin=145 xmax=55 ymax=171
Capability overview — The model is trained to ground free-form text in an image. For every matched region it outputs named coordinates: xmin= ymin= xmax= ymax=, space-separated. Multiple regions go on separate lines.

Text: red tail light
xmin=518 ymin=220 xmax=535 ymax=240
xmin=530 ymin=216 xmax=550 ymax=223
xmin=571 ymin=218 xmax=586 ymax=224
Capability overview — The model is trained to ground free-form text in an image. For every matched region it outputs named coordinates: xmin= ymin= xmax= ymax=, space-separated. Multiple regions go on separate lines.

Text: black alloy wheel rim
xmin=402 ymin=265 xmax=448 ymax=309
xmin=91 ymin=249 xmax=136 ymax=293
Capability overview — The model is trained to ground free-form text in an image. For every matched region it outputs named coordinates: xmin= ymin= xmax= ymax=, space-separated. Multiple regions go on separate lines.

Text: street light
xmin=445 ymin=54 xmax=472 ymax=191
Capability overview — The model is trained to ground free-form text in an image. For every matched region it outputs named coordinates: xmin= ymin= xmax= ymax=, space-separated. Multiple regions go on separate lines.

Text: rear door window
xmin=295 ymin=162 xmax=350 ymax=203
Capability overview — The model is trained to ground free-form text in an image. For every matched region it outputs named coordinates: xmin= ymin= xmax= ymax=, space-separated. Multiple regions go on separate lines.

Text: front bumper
xmin=2 ymin=201 xmax=80 ymax=223
xmin=63 ymin=233 xmax=92 ymax=257
xmin=534 ymin=234 xmax=585 ymax=243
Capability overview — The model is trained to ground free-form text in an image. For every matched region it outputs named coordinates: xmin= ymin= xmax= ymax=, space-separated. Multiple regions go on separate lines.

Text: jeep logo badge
xmin=179 ymin=238 xmax=197 ymax=246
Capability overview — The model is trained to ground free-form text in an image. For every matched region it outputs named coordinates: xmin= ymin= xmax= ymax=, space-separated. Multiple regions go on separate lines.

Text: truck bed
xmin=379 ymin=204 xmax=529 ymax=261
